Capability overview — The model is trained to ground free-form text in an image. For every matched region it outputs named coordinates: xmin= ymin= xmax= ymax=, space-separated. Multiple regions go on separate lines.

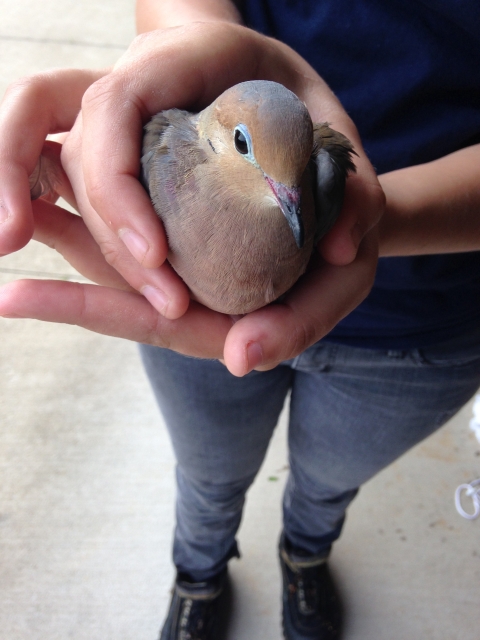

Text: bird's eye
xmin=234 ymin=127 xmax=249 ymax=155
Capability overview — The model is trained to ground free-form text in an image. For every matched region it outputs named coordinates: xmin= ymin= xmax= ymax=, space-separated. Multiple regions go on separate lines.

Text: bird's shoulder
xmin=141 ymin=109 xmax=207 ymax=191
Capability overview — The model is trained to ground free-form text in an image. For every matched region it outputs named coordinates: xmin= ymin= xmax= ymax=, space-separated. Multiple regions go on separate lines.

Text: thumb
xmin=223 ymin=230 xmax=378 ymax=377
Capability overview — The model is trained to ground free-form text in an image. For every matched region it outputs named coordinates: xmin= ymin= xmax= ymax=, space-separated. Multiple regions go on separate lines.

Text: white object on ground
xmin=455 ymin=479 xmax=480 ymax=520
xmin=454 ymin=394 xmax=480 ymax=520
xmin=469 ymin=393 xmax=480 ymax=443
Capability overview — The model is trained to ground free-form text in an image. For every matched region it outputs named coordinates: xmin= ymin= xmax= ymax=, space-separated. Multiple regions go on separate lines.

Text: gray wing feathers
xmin=141 ymin=112 xmax=172 ymax=189
xmin=310 ymin=123 xmax=356 ymax=241
xmin=141 ymin=109 xmax=205 ymax=197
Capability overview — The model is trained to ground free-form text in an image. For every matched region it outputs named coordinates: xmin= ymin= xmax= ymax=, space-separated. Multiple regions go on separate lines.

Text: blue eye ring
xmin=234 ymin=124 xmax=253 ymax=158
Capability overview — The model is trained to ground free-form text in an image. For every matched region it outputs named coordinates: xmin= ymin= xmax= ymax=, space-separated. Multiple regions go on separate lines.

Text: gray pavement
xmin=1 ymin=2 xmax=479 ymax=639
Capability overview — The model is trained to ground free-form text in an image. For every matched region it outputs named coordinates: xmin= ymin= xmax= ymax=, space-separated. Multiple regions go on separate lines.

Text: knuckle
xmin=149 ymin=314 xmax=172 ymax=350
xmin=366 ymin=182 xmax=386 ymax=229
xmin=99 ymin=240 xmax=122 ymax=270
xmin=289 ymin=318 xmax=318 ymax=359
xmin=74 ymin=283 xmax=89 ymax=323
xmin=127 ymin=31 xmax=156 ymax=54
xmin=3 ymin=73 xmax=51 ymax=107
xmin=113 ymin=32 xmax=167 ymax=70
xmin=81 ymin=75 xmax=121 ymax=114
xmin=85 ymin=172 xmax=108 ymax=207
xmin=60 ymin=131 xmax=80 ymax=168
xmin=86 ymin=177 xmax=125 ymax=219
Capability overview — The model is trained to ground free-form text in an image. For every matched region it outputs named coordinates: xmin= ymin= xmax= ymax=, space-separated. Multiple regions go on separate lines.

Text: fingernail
xmin=0 ymin=199 xmax=10 ymax=224
xmin=0 ymin=289 xmax=22 ymax=318
xmin=246 ymin=341 xmax=263 ymax=372
xmin=142 ymin=285 xmax=170 ymax=316
xmin=119 ymin=228 xmax=149 ymax=265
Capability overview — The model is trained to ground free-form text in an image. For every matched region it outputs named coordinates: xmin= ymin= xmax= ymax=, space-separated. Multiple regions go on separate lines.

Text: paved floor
xmin=1 ymin=2 xmax=479 ymax=639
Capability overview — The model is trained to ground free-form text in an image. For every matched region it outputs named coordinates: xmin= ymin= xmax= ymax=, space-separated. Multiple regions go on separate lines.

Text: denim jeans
xmin=140 ymin=328 xmax=480 ymax=582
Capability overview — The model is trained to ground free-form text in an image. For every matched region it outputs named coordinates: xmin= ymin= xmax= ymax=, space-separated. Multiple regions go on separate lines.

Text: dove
xmin=29 ymin=81 xmax=355 ymax=315
xmin=141 ymin=81 xmax=355 ymax=315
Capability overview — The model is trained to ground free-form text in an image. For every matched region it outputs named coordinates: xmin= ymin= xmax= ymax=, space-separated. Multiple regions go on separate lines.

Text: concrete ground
xmin=1 ymin=2 xmax=479 ymax=639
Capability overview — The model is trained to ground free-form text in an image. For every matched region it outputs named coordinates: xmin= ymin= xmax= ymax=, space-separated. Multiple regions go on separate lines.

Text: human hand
xmin=74 ymin=22 xmax=381 ymax=272
xmin=0 ymin=64 xmax=191 ymax=321
xmin=0 ymin=191 xmax=375 ymax=369
xmin=0 ymin=22 xmax=384 ymax=375
xmin=0 ymin=199 xmax=232 ymax=359
xmin=62 ymin=22 xmax=383 ymax=372
xmin=0 ymin=68 xmax=106 ymax=256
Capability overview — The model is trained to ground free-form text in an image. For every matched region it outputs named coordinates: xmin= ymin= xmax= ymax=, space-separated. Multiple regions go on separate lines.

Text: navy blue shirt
xmin=240 ymin=0 xmax=480 ymax=347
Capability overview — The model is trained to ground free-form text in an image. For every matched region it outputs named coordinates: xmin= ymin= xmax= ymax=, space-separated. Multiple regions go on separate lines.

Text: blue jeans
xmin=140 ymin=329 xmax=480 ymax=582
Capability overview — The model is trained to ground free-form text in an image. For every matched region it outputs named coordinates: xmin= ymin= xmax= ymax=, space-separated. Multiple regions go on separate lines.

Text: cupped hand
xmin=65 ymin=22 xmax=383 ymax=372
xmin=76 ymin=22 xmax=382 ymax=272
xmin=1 ymin=21 xmax=384 ymax=375
xmin=0 ymin=68 xmax=105 ymax=255
xmin=0 ymin=200 xmax=232 ymax=358
xmin=0 ymin=195 xmax=376 ymax=373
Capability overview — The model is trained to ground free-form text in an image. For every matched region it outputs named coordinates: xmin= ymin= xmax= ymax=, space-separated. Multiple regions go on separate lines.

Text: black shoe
xmin=279 ymin=536 xmax=342 ymax=640
xmin=160 ymin=570 xmax=226 ymax=640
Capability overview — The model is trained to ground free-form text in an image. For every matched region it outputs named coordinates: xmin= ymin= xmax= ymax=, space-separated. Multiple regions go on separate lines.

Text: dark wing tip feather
xmin=312 ymin=122 xmax=357 ymax=176
xmin=311 ymin=123 xmax=357 ymax=241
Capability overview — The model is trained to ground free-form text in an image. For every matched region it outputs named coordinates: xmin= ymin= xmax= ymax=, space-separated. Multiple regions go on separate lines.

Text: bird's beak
xmin=265 ymin=176 xmax=304 ymax=248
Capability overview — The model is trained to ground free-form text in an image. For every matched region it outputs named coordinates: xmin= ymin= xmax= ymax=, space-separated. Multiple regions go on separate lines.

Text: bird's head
xmin=197 ymin=81 xmax=313 ymax=248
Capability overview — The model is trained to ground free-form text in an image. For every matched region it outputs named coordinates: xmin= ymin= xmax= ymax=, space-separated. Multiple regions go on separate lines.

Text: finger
xmin=319 ymin=167 xmax=385 ymax=266
xmin=0 ymin=280 xmax=230 ymax=359
xmin=223 ymin=229 xmax=379 ymax=377
xmin=33 ymin=195 xmax=190 ymax=318
xmin=32 ymin=198 xmax=130 ymax=289
xmin=62 ymin=117 xmax=191 ymax=319
xmin=0 ymin=68 xmax=106 ymax=255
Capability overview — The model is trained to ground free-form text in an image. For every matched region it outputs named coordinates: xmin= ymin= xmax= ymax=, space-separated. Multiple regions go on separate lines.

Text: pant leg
xmin=139 ymin=345 xmax=293 ymax=581
xmin=282 ymin=332 xmax=480 ymax=556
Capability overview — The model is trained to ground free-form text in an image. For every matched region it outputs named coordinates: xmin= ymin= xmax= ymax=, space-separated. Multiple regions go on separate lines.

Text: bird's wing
xmin=310 ymin=123 xmax=357 ymax=242
xmin=141 ymin=109 xmax=207 ymax=204
xmin=141 ymin=111 xmax=172 ymax=189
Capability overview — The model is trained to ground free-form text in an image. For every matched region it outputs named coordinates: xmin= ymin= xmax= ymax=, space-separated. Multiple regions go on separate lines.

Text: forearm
xmin=379 ymin=144 xmax=480 ymax=256
xmin=136 ymin=0 xmax=242 ymax=32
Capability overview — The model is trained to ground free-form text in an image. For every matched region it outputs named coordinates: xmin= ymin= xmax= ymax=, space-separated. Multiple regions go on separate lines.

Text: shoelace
xmin=293 ymin=563 xmax=335 ymax=617
xmin=178 ymin=596 xmax=215 ymax=640
xmin=295 ymin=574 xmax=317 ymax=615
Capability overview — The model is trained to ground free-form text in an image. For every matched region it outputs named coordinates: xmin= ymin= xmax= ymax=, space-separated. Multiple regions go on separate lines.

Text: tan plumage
xmin=141 ymin=81 xmax=355 ymax=315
